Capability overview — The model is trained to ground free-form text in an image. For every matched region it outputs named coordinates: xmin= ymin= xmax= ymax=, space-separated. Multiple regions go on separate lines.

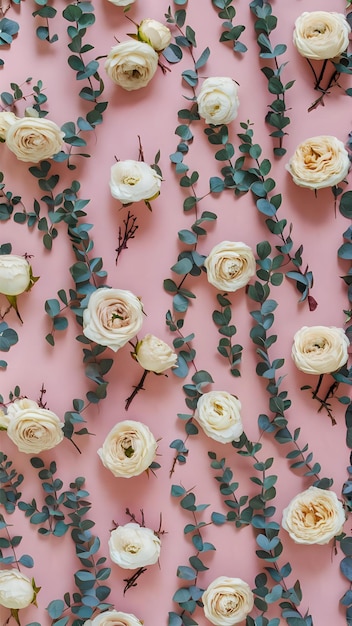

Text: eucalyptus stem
xmin=125 ymin=369 xmax=149 ymax=410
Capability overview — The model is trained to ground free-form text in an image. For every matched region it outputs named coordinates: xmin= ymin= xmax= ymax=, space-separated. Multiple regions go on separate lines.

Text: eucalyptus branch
xmin=211 ymin=0 xmax=247 ymax=54
xmin=249 ymin=0 xmax=294 ymax=156
xmin=169 ymin=484 xmax=215 ymax=626
xmin=0 ymin=451 xmax=23 ymax=514
xmin=212 ymin=293 xmax=243 ymax=377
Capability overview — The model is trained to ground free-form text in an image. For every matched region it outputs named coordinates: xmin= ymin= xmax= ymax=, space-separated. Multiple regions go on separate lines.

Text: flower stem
xmin=125 ymin=369 xmax=149 ymax=410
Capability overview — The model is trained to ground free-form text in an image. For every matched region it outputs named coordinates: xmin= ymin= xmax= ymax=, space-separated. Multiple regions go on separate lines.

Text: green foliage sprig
xmin=0 ymin=78 xmax=48 ymax=117
xmin=169 ymin=483 xmax=215 ymax=626
xmin=0 ymin=16 xmax=19 ymax=65
xmin=209 ymin=440 xmax=313 ymax=626
xmin=169 ymin=369 xmax=213 ymax=475
xmin=32 ymin=0 xmax=58 ymax=44
xmin=212 ymin=293 xmax=243 ymax=377
xmin=45 ymin=476 xmax=112 ymax=625
xmin=205 ymin=121 xmax=316 ymax=309
xmin=247 ymin=242 xmax=332 ymax=488
xmin=0 ymin=451 xmax=23 ymax=514
xmin=211 ymin=0 xmax=247 ymax=54
xmin=249 ymin=0 xmax=294 ymax=156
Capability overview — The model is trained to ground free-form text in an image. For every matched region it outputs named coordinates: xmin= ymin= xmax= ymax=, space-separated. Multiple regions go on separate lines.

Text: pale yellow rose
xmin=0 ymin=112 xmax=19 ymax=141
xmin=0 ymin=254 xmax=31 ymax=296
xmin=138 ymin=18 xmax=172 ymax=52
xmin=197 ymin=77 xmax=240 ymax=126
xmin=110 ymin=160 xmax=161 ymax=204
xmin=84 ymin=611 xmax=143 ymax=626
xmin=105 ymin=40 xmax=159 ymax=91
xmin=135 ymin=334 xmax=177 ymax=373
xmin=109 ymin=522 xmax=161 ymax=569
xmin=83 ymin=288 xmax=144 ymax=352
xmin=6 ymin=117 xmax=64 ymax=163
xmin=286 ymin=135 xmax=350 ymax=190
xmin=291 ymin=325 xmax=349 ymax=375
xmin=282 ymin=486 xmax=345 ymax=545
xmin=293 ymin=11 xmax=351 ymax=60
xmin=98 ymin=419 xmax=157 ymax=478
xmin=194 ymin=391 xmax=243 ymax=444
xmin=6 ymin=405 xmax=64 ymax=453
xmin=204 ymin=241 xmax=255 ymax=292
xmin=202 ymin=576 xmax=254 ymax=626
xmin=0 ymin=398 xmax=40 ymax=430
xmin=0 ymin=570 xmax=34 ymax=609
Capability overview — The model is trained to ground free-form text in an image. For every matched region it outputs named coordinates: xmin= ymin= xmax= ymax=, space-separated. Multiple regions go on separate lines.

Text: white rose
xmin=106 ymin=0 xmax=136 ymax=6
xmin=204 ymin=241 xmax=256 ymax=292
xmin=0 ymin=112 xmax=19 ymax=141
xmin=0 ymin=570 xmax=34 ymax=609
xmin=138 ymin=19 xmax=172 ymax=52
xmin=5 ymin=117 xmax=64 ymax=163
xmin=98 ymin=419 xmax=157 ymax=478
xmin=0 ymin=254 xmax=31 ymax=296
xmin=108 ymin=522 xmax=161 ymax=569
xmin=286 ymin=135 xmax=350 ymax=190
xmin=135 ymin=334 xmax=177 ymax=373
xmin=194 ymin=391 xmax=243 ymax=444
xmin=293 ymin=11 xmax=351 ymax=60
xmin=282 ymin=486 xmax=345 ymax=545
xmin=84 ymin=611 xmax=143 ymax=626
xmin=291 ymin=325 xmax=349 ymax=375
xmin=105 ymin=41 xmax=159 ymax=91
xmin=0 ymin=398 xmax=40 ymax=429
xmin=110 ymin=160 xmax=161 ymax=204
xmin=83 ymin=288 xmax=144 ymax=352
xmin=202 ymin=576 xmax=254 ymax=626
xmin=197 ymin=77 xmax=240 ymax=126
xmin=6 ymin=405 xmax=64 ymax=453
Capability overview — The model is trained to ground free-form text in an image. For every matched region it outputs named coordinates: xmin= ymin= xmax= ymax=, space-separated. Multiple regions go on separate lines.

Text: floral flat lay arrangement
xmin=0 ymin=0 xmax=352 ymax=625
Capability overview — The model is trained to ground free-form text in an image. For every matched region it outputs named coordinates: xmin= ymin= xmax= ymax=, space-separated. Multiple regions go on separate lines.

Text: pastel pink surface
xmin=0 ymin=0 xmax=351 ymax=625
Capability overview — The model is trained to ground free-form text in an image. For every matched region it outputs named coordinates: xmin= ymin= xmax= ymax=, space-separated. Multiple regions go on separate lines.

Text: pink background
xmin=0 ymin=0 xmax=351 ymax=624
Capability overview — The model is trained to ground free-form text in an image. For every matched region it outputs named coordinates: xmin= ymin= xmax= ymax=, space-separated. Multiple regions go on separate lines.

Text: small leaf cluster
xmin=0 ymin=321 xmax=18 ymax=359
xmin=0 ymin=171 xmax=23 ymax=221
xmin=169 ymin=484 xmax=215 ymax=626
xmin=212 ymin=293 xmax=243 ymax=377
xmin=249 ymin=0 xmax=294 ymax=156
xmin=76 ymin=339 xmax=113 ymax=404
xmin=166 ymin=311 xmax=196 ymax=379
xmin=0 ymin=514 xmax=34 ymax=569
xmin=208 ymin=452 xmax=248 ymax=526
xmin=19 ymin=458 xmax=70 ymax=537
xmin=0 ymin=452 xmax=23 ymax=514
xmin=46 ymin=476 xmax=112 ymax=624
xmin=169 ymin=370 xmax=213 ymax=470
xmin=32 ymin=0 xmax=58 ymax=44
xmin=164 ymin=211 xmax=216 ymax=314
xmin=1 ymin=78 xmax=48 ymax=117
xmin=0 ymin=17 xmax=19 ymax=48
xmin=340 ymin=533 xmax=352 ymax=624
xmin=211 ymin=0 xmax=247 ymax=54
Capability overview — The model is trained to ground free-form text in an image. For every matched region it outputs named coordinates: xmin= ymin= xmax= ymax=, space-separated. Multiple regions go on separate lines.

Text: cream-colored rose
xmin=105 ymin=40 xmax=159 ymax=91
xmin=0 ymin=112 xmax=19 ymax=141
xmin=204 ymin=241 xmax=255 ymax=292
xmin=291 ymin=325 xmax=349 ymax=375
xmin=293 ymin=11 xmax=351 ymax=60
xmin=0 ymin=409 xmax=8 ymax=429
xmin=7 ymin=398 xmax=40 ymax=418
xmin=194 ymin=391 xmax=243 ymax=444
xmin=109 ymin=522 xmax=161 ymax=569
xmin=83 ymin=288 xmax=144 ymax=352
xmin=0 ymin=570 xmax=34 ymax=609
xmin=98 ymin=419 xmax=157 ymax=478
xmin=202 ymin=576 xmax=254 ymax=626
xmin=286 ymin=135 xmax=350 ymax=190
xmin=197 ymin=77 xmax=240 ymax=126
xmin=0 ymin=254 xmax=31 ymax=296
xmin=6 ymin=405 xmax=64 ymax=453
xmin=106 ymin=0 xmax=136 ymax=6
xmin=84 ymin=611 xmax=143 ymax=626
xmin=138 ymin=19 xmax=172 ymax=52
xmin=135 ymin=334 xmax=177 ymax=373
xmin=110 ymin=160 xmax=162 ymax=204
xmin=282 ymin=486 xmax=345 ymax=545
xmin=6 ymin=117 xmax=64 ymax=163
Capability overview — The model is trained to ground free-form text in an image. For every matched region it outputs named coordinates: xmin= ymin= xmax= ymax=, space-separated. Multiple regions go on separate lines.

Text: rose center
xmin=122 ymin=175 xmax=141 ymax=186
xmin=213 ymin=402 xmax=224 ymax=416
xmin=223 ymin=258 xmax=242 ymax=278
